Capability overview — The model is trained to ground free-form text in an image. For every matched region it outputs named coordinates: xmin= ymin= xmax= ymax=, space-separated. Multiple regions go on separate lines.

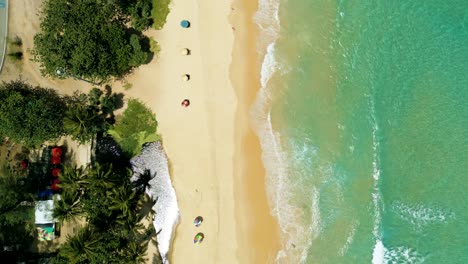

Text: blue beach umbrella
xmin=180 ymin=20 xmax=191 ymax=28
xmin=193 ymin=216 xmax=203 ymax=227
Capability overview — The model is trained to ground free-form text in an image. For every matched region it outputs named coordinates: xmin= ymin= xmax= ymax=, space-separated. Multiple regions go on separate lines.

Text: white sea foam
xmin=261 ymin=43 xmax=278 ymax=88
xmin=392 ymin=201 xmax=454 ymax=230
xmin=372 ymin=240 xmax=385 ymax=264
xmin=131 ymin=142 xmax=179 ymax=264
xmin=384 ymin=245 xmax=426 ymax=264
xmin=254 ymin=0 xmax=280 ymax=51
xmin=339 ymin=221 xmax=358 ymax=256
xmin=251 ymin=0 xmax=317 ymax=262
xmin=373 ymin=240 xmax=426 ymax=264
xmin=369 ymin=96 xmax=385 ymax=263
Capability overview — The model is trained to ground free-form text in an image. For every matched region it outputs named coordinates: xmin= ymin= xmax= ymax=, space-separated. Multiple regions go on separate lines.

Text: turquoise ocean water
xmin=253 ymin=0 xmax=468 ymax=263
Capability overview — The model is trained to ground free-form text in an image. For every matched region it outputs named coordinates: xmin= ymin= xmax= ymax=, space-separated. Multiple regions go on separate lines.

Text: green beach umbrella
xmin=193 ymin=232 xmax=204 ymax=244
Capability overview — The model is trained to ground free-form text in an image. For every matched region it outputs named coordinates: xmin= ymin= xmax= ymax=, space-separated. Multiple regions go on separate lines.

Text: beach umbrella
xmin=51 ymin=178 xmax=60 ymax=191
xmin=180 ymin=48 xmax=191 ymax=55
xmin=52 ymin=168 xmax=61 ymax=177
xmin=180 ymin=20 xmax=191 ymax=28
xmin=182 ymin=74 xmax=190 ymax=81
xmin=51 ymin=156 xmax=61 ymax=165
xmin=51 ymin=147 xmax=62 ymax=157
xmin=193 ymin=232 xmax=204 ymax=244
xmin=181 ymin=99 xmax=190 ymax=107
xmin=193 ymin=216 xmax=203 ymax=227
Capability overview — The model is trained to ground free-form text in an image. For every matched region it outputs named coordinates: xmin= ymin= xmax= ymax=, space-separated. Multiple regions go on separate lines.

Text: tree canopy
xmin=0 ymin=80 xmax=66 ymax=146
xmin=0 ymin=165 xmax=36 ymax=259
xmin=63 ymin=88 xmax=119 ymax=144
xmin=32 ymin=0 xmax=150 ymax=81
xmin=117 ymin=0 xmax=154 ymax=31
xmin=51 ymin=163 xmax=155 ymax=263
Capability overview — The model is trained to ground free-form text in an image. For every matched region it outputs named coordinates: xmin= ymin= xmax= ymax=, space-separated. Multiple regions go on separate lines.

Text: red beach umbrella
xmin=181 ymin=99 xmax=190 ymax=107
xmin=51 ymin=179 xmax=60 ymax=191
xmin=52 ymin=168 xmax=61 ymax=177
xmin=51 ymin=156 xmax=61 ymax=165
xmin=51 ymin=147 xmax=62 ymax=157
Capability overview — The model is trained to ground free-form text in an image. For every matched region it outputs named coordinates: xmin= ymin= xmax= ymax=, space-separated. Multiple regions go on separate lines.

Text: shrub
xmin=151 ymin=0 xmax=171 ymax=30
xmin=129 ymin=34 xmax=149 ymax=66
xmin=108 ymin=99 xmax=159 ymax=157
xmin=149 ymin=37 xmax=161 ymax=59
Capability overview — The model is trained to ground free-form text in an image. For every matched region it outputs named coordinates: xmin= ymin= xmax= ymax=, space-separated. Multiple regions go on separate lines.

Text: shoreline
xmin=230 ymin=0 xmax=281 ymax=263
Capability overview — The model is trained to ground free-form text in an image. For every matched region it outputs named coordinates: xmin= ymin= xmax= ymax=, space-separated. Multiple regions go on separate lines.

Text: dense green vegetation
xmin=32 ymin=0 xmax=171 ymax=81
xmin=32 ymin=0 xmax=151 ymax=82
xmin=63 ymin=88 xmax=118 ymax=144
xmin=0 ymin=80 xmax=66 ymax=147
xmin=0 ymin=79 xmax=162 ymax=261
xmin=116 ymin=0 xmax=170 ymax=30
xmin=50 ymin=163 xmax=155 ymax=263
xmin=117 ymin=0 xmax=154 ymax=31
xmin=0 ymin=81 xmax=118 ymax=146
xmin=109 ymin=99 xmax=159 ymax=157
xmin=2 ymin=0 xmax=170 ymax=259
xmin=0 ymin=165 xmax=36 ymax=254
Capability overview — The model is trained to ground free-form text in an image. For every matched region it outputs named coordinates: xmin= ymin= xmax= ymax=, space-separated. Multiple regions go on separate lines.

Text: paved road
xmin=0 ymin=0 xmax=8 ymax=74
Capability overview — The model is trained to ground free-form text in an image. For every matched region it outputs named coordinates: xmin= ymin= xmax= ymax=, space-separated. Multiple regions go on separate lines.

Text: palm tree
xmin=126 ymin=241 xmax=148 ymax=264
xmin=58 ymin=165 xmax=88 ymax=194
xmin=63 ymin=105 xmax=101 ymax=143
xmin=86 ymin=163 xmax=120 ymax=187
xmin=114 ymin=210 xmax=144 ymax=239
xmin=108 ymin=184 xmax=138 ymax=219
xmin=53 ymin=192 xmax=82 ymax=222
xmin=59 ymin=227 xmax=100 ymax=263
xmin=132 ymin=169 xmax=154 ymax=193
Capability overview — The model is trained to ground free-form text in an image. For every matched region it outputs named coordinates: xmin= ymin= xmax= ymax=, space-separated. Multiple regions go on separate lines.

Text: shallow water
xmin=253 ymin=0 xmax=468 ymax=263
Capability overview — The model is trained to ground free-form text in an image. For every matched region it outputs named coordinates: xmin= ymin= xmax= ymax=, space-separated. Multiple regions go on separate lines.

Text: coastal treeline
xmin=0 ymin=80 xmax=116 ymax=146
xmin=0 ymin=79 xmax=162 ymax=262
xmin=50 ymin=164 xmax=155 ymax=263
xmin=32 ymin=0 xmax=171 ymax=82
xmin=0 ymin=80 xmax=67 ymax=146
xmin=2 ymin=0 xmax=171 ymax=261
xmin=0 ymin=164 xmax=36 ymax=261
xmin=0 ymin=79 xmax=159 ymax=152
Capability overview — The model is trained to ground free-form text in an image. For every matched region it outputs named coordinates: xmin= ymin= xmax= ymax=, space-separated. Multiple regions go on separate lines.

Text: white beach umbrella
xmin=180 ymin=48 xmax=191 ymax=55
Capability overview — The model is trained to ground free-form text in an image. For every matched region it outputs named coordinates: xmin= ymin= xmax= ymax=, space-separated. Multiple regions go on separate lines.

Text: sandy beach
xmin=0 ymin=0 xmax=91 ymax=94
xmin=2 ymin=0 xmax=280 ymax=263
